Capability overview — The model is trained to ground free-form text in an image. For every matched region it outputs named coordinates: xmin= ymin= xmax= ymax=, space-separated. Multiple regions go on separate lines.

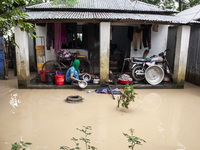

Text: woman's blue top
xmin=66 ymin=66 xmax=80 ymax=83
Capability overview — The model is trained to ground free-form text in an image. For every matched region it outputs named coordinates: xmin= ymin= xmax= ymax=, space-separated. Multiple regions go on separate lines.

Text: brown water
xmin=0 ymin=72 xmax=200 ymax=150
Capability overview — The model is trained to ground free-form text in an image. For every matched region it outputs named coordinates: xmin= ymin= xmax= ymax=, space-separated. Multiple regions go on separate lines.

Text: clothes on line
xmin=61 ymin=23 xmax=67 ymax=43
xmin=133 ymin=26 xmax=143 ymax=51
xmin=128 ymin=24 xmax=154 ymax=51
xmin=46 ymin=23 xmax=54 ymax=50
xmin=54 ymin=23 xmax=62 ymax=54
xmin=153 ymin=24 xmax=159 ymax=32
xmin=127 ymin=26 xmax=134 ymax=41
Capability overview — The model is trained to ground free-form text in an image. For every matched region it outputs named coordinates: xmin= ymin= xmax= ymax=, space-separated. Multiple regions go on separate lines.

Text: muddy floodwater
xmin=0 ymin=72 xmax=200 ymax=150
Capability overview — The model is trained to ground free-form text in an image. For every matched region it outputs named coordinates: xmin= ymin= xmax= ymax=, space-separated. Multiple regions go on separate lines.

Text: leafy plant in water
xmin=60 ymin=126 xmax=97 ymax=150
xmin=11 ymin=140 xmax=32 ymax=150
xmin=123 ymin=128 xmax=146 ymax=150
xmin=118 ymin=84 xmax=137 ymax=109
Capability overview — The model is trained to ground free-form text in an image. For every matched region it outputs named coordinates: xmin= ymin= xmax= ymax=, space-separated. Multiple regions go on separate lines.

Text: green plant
xmin=123 ymin=128 xmax=146 ymax=150
xmin=11 ymin=141 xmax=32 ymax=150
xmin=118 ymin=84 xmax=137 ymax=109
xmin=0 ymin=0 xmax=38 ymax=47
xmin=60 ymin=126 xmax=97 ymax=150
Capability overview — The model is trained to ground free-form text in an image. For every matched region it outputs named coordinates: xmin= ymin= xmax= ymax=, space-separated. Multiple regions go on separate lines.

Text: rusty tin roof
xmin=26 ymin=11 xmax=193 ymax=24
xmin=26 ymin=0 xmax=177 ymax=13
xmin=25 ymin=0 xmax=200 ymax=24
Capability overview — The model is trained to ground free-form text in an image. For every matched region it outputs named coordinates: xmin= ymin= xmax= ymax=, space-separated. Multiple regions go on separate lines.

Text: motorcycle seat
xmin=132 ymin=57 xmax=151 ymax=62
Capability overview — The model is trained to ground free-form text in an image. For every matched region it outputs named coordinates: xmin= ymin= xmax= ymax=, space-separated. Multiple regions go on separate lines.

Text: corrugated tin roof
xmin=26 ymin=11 xmax=192 ymax=24
xmin=26 ymin=0 xmax=177 ymax=13
xmin=176 ymin=4 xmax=200 ymax=21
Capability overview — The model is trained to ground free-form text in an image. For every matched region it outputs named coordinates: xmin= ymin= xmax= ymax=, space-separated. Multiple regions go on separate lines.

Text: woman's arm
xmin=70 ymin=73 xmax=81 ymax=82
xmin=79 ymin=72 xmax=85 ymax=76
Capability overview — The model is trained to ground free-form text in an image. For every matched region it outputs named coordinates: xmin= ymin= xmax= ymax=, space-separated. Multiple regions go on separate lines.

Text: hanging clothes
xmin=153 ymin=24 xmax=159 ymax=32
xmin=133 ymin=26 xmax=143 ymax=51
xmin=110 ymin=26 xmax=114 ymax=41
xmin=54 ymin=23 xmax=62 ymax=54
xmin=127 ymin=26 xmax=134 ymax=41
xmin=61 ymin=23 xmax=67 ymax=43
xmin=148 ymin=27 xmax=151 ymax=50
xmin=141 ymin=24 xmax=152 ymax=50
xmin=46 ymin=23 xmax=54 ymax=50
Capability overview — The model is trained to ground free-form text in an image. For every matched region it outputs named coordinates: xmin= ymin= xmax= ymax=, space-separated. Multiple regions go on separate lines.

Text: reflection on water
xmin=9 ymin=93 xmax=21 ymax=109
xmin=158 ymin=122 xmax=165 ymax=133
xmin=143 ymin=93 xmax=162 ymax=111
xmin=1 ymin=78 xmax=200 ymax=150
xmin=177 ymin=143 xmax=186 ymax=150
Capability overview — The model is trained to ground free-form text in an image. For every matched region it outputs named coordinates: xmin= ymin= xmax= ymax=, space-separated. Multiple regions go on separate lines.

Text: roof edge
xmin=26 ymin=7 xmax=178 ymax=14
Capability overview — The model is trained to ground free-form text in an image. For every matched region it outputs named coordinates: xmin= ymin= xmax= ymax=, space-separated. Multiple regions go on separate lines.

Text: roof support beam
xmin=14 ymin=25 xmax=30 ymax=88
xmin=100 ymin=22 xmax=110 ymax=85
xmin=173 ymin=25 xmax=191 ymax=85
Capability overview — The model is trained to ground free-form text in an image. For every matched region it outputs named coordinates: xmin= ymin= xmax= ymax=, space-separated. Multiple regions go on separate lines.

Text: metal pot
xmin=78 ymin=80 xmax=88 ymax=88
xmin=93 ymin=79 xmax=100 ymax=84
xmin=145 ymin=65 xmax=164 ymax=85
xmin=82 ymin=73 xmax=91 ymax=82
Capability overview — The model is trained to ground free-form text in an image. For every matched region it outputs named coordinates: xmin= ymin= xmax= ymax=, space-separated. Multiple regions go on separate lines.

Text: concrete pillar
xmin=100 ymin=22 xmax=110 ymax=85
xmin=173 ymin=25 xmax=191 ymax=85
xmin=15 ymin=26 xmax=30 ymax=87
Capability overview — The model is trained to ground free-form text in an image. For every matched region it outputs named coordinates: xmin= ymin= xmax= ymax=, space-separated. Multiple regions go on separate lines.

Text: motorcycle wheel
xmin=165 ymin=65 xmax=173 ymax=81
xmin=131 ymin=65 xmax=145 ymax=81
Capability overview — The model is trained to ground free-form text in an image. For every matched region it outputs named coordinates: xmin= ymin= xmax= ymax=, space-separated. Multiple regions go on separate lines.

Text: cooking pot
xmin=78 ymin=80 xmax=88 ymax=88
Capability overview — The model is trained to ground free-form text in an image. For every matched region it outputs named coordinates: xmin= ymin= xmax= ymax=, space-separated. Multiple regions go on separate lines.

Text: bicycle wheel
xmin=42 ymin=60 xmax=62 ymax=72
xmin=79 ymin=58 xmax=93 ymax=74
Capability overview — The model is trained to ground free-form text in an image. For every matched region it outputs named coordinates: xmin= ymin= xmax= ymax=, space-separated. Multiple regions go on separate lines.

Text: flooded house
xmin=14 ymin=0 xmax=196 ymax=89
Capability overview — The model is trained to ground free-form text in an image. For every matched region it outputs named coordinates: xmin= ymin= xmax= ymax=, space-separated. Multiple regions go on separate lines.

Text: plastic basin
xmin=118 ymin=78 xmax=132 ymax=84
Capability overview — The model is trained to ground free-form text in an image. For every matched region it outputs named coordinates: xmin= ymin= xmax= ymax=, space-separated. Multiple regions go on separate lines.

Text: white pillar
xmin=173 ymin=25 xmax=191 ymax=85
xmin=15 ymin=26 xmax=30 ymax=87
xmin=100 ymin=22 xmax=110 ymax=85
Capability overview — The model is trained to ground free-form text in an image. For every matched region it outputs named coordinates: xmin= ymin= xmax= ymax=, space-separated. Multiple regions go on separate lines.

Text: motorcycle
xmin=125 ymin=49 xmax=173 ymax=85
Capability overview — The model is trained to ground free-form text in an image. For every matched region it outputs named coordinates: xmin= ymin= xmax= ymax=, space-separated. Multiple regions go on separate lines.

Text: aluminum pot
xmin=78 ymin=80 xmax=88 ymax=88
xmin=82 ymin=73 xmax=91 ymax=82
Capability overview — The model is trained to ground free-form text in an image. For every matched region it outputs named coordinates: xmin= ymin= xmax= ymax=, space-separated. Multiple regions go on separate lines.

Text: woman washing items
xmin=65 ymin=59 xmax=85 ymax=85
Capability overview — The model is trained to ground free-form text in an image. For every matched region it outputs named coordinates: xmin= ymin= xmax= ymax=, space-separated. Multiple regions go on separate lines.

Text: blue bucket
xmin=56 ymin=71 xmax=65 ymax=75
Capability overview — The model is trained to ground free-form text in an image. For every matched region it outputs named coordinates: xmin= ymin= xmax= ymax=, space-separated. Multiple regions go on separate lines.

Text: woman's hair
xmin=72 ymin=59 xmax=80 ymax=72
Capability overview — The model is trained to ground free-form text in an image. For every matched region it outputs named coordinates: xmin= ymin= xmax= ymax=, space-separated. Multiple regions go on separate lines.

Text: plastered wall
xmin=130 ymin=25 xmax=169 ymax=58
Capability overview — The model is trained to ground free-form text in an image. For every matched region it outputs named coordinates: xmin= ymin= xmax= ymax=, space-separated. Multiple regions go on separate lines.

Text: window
xmin=61 ymin=23 xmax=82 ymax=49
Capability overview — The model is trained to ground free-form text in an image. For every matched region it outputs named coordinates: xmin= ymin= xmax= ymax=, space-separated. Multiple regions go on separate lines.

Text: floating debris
xmin=66 ymin=95 xmax=83 ymax=103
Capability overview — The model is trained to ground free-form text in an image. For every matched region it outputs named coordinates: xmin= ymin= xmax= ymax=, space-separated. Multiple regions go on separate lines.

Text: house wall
xmin=34 ymin=24 xmax=168 ymax=64
xmin=130 ymin=25 xmax=169 ymax=58
xmin=15 ymin=26 xmax=30 ymax=87
xmin=111 ymin=25 xmax=169 ymax=58
xmin=166 ymin=26 xmax=177 ymax=72
xmin=35 ymin=25 xmax=53 ymax=63
xmin=173 ymin=25 xmax=191 ymax=85
xmin=185 ymin=25 xmax=200 ymax=86
xmin=35 ymin=24 xmax=88 ymax=62
xmin=111 ymin=25 xmax=168 ymax=72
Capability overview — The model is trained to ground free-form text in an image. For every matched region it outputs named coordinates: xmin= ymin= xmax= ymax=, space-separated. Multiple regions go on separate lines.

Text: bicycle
xmin=42 ymin=50 xmax=93 ymax=74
